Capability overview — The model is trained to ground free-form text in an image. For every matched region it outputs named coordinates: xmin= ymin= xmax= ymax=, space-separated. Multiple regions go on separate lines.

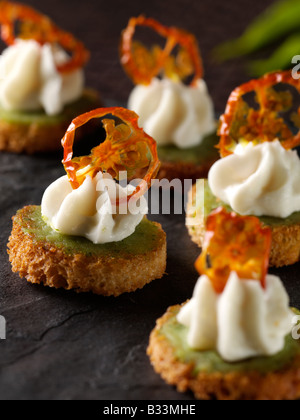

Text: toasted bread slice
xmin=156 ymin=133 xmax=219 ymax=183
xmin=157 ymin=160 xmax=215 ymax=183
xmin=186 ymin=182 xmax=300 ymax=268
xmin=0 ymin=89 xmax=101 ymax=154
xmin=8 ymin=206 xmax=167 ymax=297
xmin=147 ymin=305 xmax=300 ymax=401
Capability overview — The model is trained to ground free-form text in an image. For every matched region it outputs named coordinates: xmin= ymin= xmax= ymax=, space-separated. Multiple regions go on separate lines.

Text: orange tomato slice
xmin=0 ymin=1 xmax=89 ymax=73
xmin=218 ymin=70 xmax=300 ymax=157
xmin=120 ymin=15 xmax=203 ymax=86
xmin=62 ymin=107 xmax=160 ymax=205
xmin=195 ymin=208 xmax=272 ymax=294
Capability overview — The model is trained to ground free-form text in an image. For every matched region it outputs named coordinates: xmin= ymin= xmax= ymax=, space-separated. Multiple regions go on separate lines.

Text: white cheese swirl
xmin=128 ymin=78 xmax=215 ymax=149
xmin=208 ymin=140 xmax=300 ymax=218
xmin=41 ymin=172 xmax=148 ymax=244
xmin=177 ymin=272 xmax=294 ymax=362
xmin=0 ymin=39 xmax=84 ymax=115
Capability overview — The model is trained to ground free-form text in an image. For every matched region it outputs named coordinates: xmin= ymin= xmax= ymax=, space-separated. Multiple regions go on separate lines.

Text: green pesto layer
xmin=0 ymin=89 xmax=99 ymax=126
xmin=16 ymin=206 xmax=161 ymax=258
xmin=160 ymin=306 xmax=300 ymax=375
xmin=157 ymin=132 xmax=219 ymax=165
xmin=193 ymin=179 xmax=300 ymax=228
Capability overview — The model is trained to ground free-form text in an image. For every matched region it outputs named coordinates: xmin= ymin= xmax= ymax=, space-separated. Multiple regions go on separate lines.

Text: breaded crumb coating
xmin=147 ymin=305 xmax=300 ymax=401
xmin=8 ymin=206 xmax=167 ymax=296
xmin=186 ymin=184 xmax=300 ymax=268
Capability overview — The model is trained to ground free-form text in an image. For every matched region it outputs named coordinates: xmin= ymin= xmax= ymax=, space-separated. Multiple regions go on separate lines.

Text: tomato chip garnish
xmin=0 ymin=1 xmax=89 ymax=73
xmin=120 ymin=15 xmax=203 ymax=86
xmin=195 ymin=208 xmax=272 ymax=294
xmin=218 ymin=70 xmax=300 ymax=157
xmin=62 ymin=107 xmax=160 ymax=205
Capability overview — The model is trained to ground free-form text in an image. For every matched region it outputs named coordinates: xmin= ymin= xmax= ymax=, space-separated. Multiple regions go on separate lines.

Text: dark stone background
xmin=0 ymin=0 xmax=299 ymax=400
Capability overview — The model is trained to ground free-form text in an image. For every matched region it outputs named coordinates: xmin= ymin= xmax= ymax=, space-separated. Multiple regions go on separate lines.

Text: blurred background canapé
xmin=14 ymin=0 xmax=288 ymax=112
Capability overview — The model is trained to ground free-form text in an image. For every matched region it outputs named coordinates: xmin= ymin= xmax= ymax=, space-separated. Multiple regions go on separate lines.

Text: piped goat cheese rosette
xmin=0 ymin=1 xmax=101 ymax=153
xmin=148 ymin=208 xmax=300 ymax=400
xmin=120 ymin=16 xmax=218 ymax=182
xmin=186 ymin=70 xmax=300 ymax=267
xmin=8 ymin=107 xmax=167 ymax=297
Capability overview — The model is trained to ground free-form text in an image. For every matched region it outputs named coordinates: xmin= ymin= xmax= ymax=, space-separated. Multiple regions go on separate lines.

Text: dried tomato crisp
xmin=195 ymin=208 xmax=272 ymax=294
xmin=0 ymin=1 xmax=89 ymax=73
xmin=218 ymin=70 xmax=300 ymax=157
xmin=120 ymin=15 xmax=203 ymax=86
xmin=62 ymin=107 xmax=160 ymax=205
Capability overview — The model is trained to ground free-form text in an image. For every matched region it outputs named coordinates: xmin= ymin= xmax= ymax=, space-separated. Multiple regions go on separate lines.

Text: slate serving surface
xmin=1 ymin=148 xmax=300 ymax=400
xmin=0 ymin=0 xmax=300 ymax=401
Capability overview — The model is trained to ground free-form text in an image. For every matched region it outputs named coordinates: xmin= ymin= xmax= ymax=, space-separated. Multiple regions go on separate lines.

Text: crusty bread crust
xmin=157 ymin=159 xmax=217 ymax=183
xmin=186 ymin=184 xmax=206 ymax=247
xmin=147 ymin=305 xmax=300 ymax=400
xmin=0 ymin=90 xmax=101 ymax=154
xmin=186 ymin=184 xmax=300 ymax=268
xmin=8 ymin=206 xmax=167 ymax=297
xmin=134 ymin=159 xmax=216 ymax=187
xmin=0 ymin=119 xmax=74 ymax=154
